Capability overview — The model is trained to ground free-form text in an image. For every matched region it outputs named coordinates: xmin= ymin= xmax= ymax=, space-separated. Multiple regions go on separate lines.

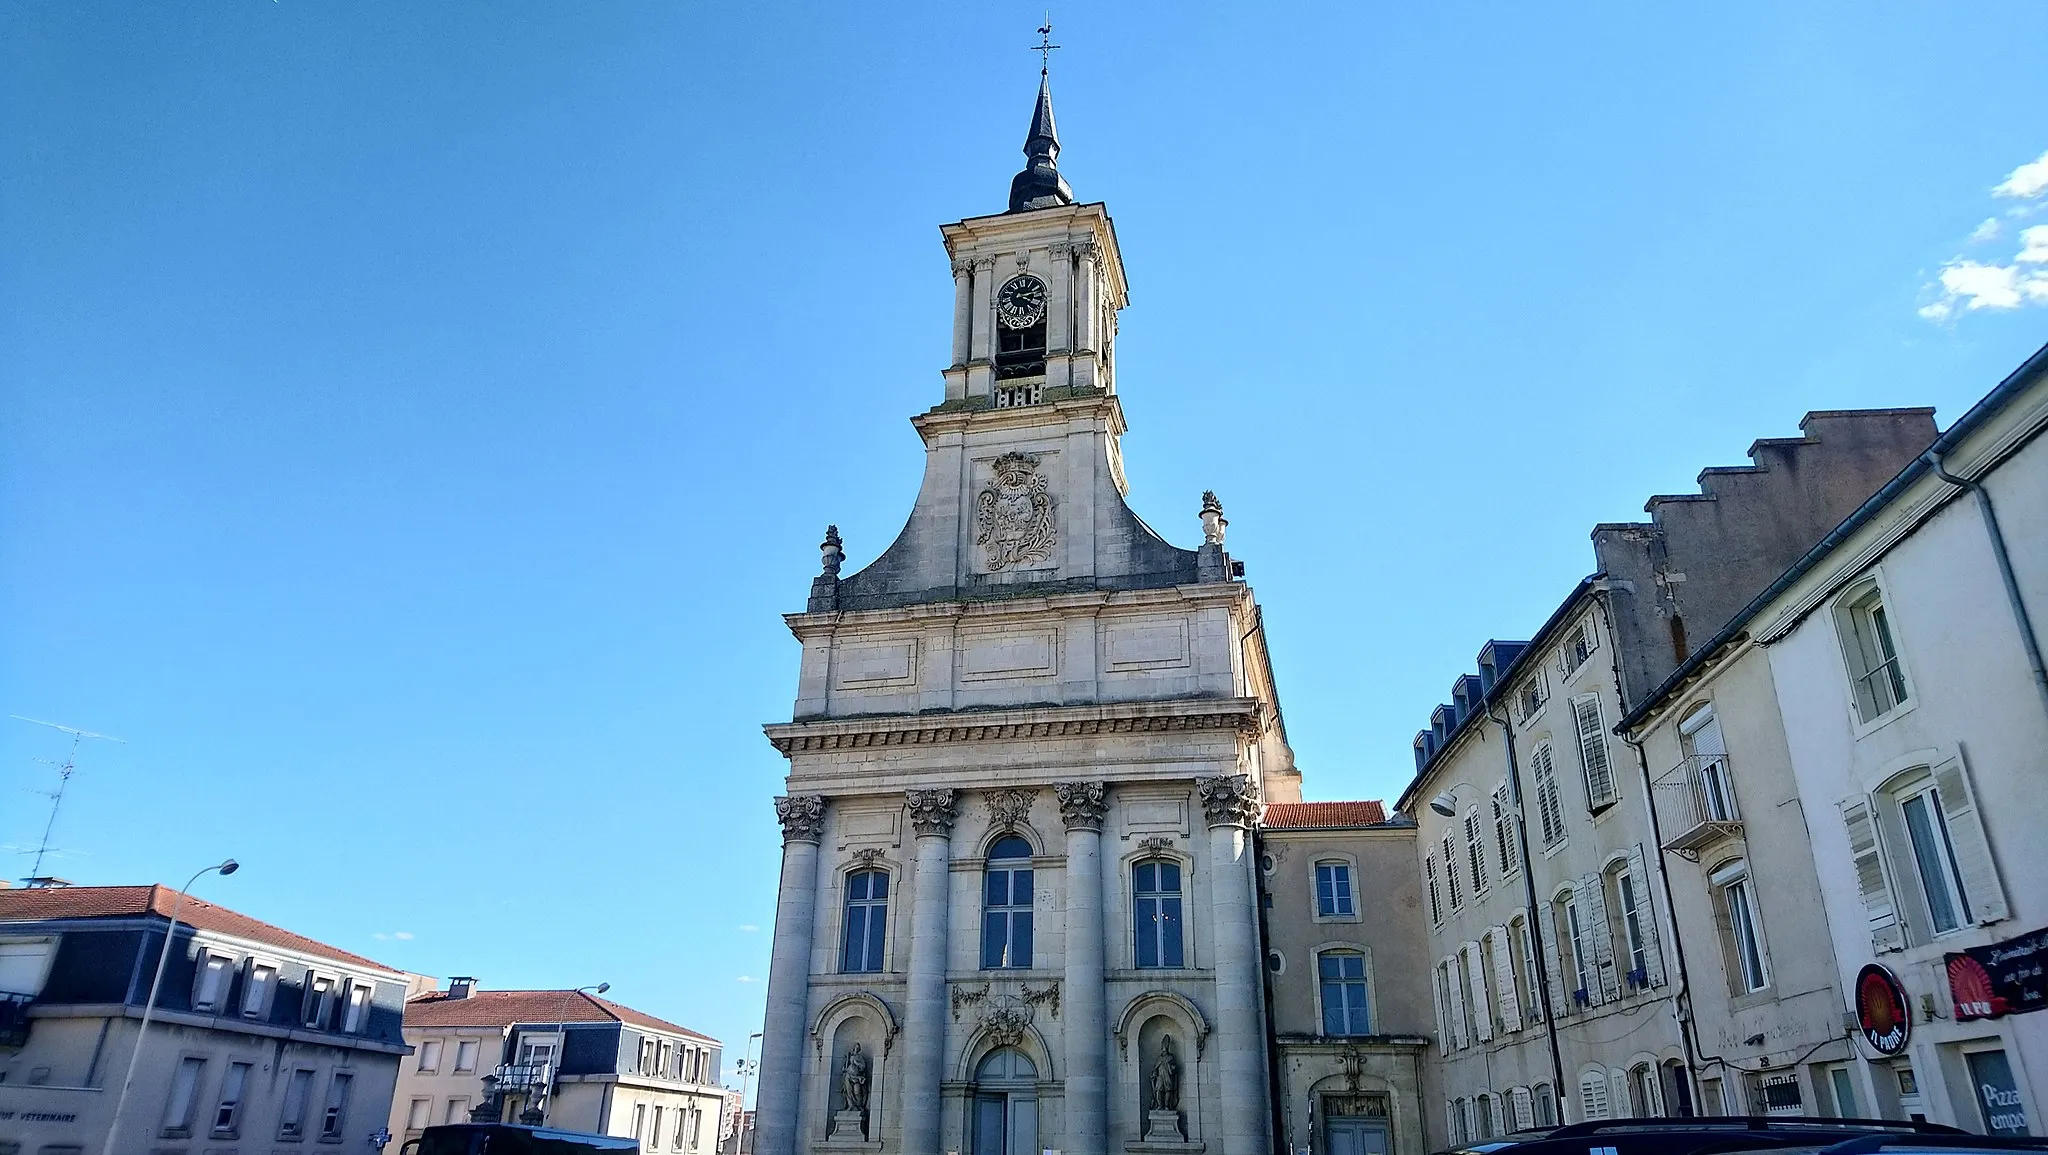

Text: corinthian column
xmin=755 ymin=794 xmax=826 ymax=1155
xmin=1197 ymin=774 xmax=1266 ymax=1155
xmin=901 ymin=788 xmax=957 ymax=1155
xmin=1056 ymin=781 xmax=1110 ymax=1155
xmin=950 ymin=259 xmax=974 ymax=368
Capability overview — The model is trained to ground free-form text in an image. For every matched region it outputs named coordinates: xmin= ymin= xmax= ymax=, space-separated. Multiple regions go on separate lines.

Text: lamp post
xmin=732 ymin=1031 xmax=762 ymax=1155
xmin=102 ymin=858 xmax=240 ymax=1155
xmin=534 ymin=982 xmax=609 ymax=1127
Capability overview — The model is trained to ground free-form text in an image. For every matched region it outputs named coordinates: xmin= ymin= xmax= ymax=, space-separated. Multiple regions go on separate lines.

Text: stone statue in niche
xmin=841 ymin=1043 xmax=871 ymax=1113
xmin=1150 ymin=1037 xmax=1180 ymax=1111
xmin=975 ymin=452 xmax=1057 ymax=571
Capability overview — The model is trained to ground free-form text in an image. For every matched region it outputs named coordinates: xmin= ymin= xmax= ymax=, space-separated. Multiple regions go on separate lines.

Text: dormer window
xmin=995 ymin=274 xmax=1048 ymax=386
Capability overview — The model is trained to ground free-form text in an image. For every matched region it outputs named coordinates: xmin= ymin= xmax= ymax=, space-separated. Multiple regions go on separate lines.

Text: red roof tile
xmin=405 ymin=989 xmax=715 ymax=1042
xmin=0 ymin=884 xmax=394 ymax=972
xmin=1262 ymin=800 xmax=1390 ymax=828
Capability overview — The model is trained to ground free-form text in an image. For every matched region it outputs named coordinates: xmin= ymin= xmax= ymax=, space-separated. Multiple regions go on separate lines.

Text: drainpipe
xmin=1483 ymin=694 xmax=1571 ymax=1117
xmin=1924 ymin=447 xmax=2048 ymax=726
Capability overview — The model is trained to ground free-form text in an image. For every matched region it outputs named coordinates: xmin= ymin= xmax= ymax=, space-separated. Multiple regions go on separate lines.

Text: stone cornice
xmin=910 ymin=391 xmax=1127 ymax=441
xmin=783 ymin=582 xmax=1250 ymax=639
xmin=764 ymin=698 xmax=1265 ymax=757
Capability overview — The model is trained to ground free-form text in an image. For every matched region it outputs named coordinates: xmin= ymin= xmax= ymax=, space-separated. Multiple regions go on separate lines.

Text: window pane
xmin=985 ymin=871 xmax=1009 ymax=907
xmin=1012 ymin=868 xmax=1032 ymax=905
xmin=982 ymin=912 xmax=1008 ymax=968
xmin=1135 ymin=863 xmax=1155 ymax=892
xmin=1012 ymin=912 xmax=1032 ymax=965
xmin=842 ymin=908 xmax=868 ymax=970
xmin=1160 ymin=897 xmax=1184 ymax=967
xmin=990 ymin=835 xmax=1032 ymax=859
xmin=1322 ymin=985 xmax=1345 ymax=1036
xmin=1158 ymin=862 xmax=1181 ymax=892
xmin=1901 ymin=794 xmax=1961 ymax=933
xmin=1134 ymin=899 xmax=1158 ymax=968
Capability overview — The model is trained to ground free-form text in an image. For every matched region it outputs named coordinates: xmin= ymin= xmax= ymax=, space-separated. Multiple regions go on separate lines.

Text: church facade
xmin=751 ymin=74 xmax=1305 ymax=1155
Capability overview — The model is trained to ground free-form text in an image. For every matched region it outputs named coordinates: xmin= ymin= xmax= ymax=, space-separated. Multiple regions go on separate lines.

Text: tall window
xmin=1614 ymin=867 xmax=1648 ymax=985
xmin=454 ymin=1039 xmax=479 ymax=1073
xmin=1318 ymin=950 xmax=1371 ymax=1036
xmin=1837 ymin=582 xmax=1909 ymax=722
xmin=241 ymin=962 xmax=277 ymax=1018
xmin=1532 ymin=744 xmax=1565 ymax=845
xmin=1507 ymin=917 xmax=1535 ymax=1022
xmin=1898 ymin=782 xmax=1970 ymax=933
xmin=1533 ymin=1083 xmax=1557 ymax=1127
xmin=1315 ymin=860 xmax=1355 ymax=917
xmin=303 ymin=974 xmax=337 ymax=1029
xmin=840 ymin=869 xmax=889 ymax=973
xmin=1561 ymin=896 xmax=1590 ymax=1001
xmin=1572 ymin=694 xmax=1616 ymax=809
xmin=1425 ymin=853 xmax=1443 ymax=924
xmin=417 ymin=1039 xmax=444 ymax=1073
xmin=319 ymin=1072 xmax=353 ymax=1139
xmin=1493 ymin=784 xmax=1520 ymax=875
xmin=280 ymin=1069 xmax=313 ymax=1137
xmin=193 ymin=953 xmax=232 ymax=1012
xmin=1464 ymin=812 xmax=1490 ymax=895
xmin=982 ymin=835 xmax=1035 ymax=968
xmin=1682 ymin=708 xmax=1736 ymax=822
xmin=342 ymin=980 xmax=373 ymax=1033
xmin=1710 ymin=859 xmax=1769 ymax=992
xmin=214 ymin=1061 xmax=251 ymax=1134
xmin=162 ymin=1056 xmax=206 ymax=1134
xmin=1133 ymin=859 xmax=1184 ymax=968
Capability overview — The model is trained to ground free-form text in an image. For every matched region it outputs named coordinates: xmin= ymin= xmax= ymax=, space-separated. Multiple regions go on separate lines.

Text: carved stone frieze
xmin=1020 ymin=982 xmax=1060 ymax=1019
xmin=975 ymin=452 xmax=1057 ymax=572
xmin=905 ymin=788 xmax=957 ymax=837
xmin=984 ymin=787 xmax=1038 ymax=831
xmin=1137 ymin=836 xmax=1174 ymax=852
xmin=951 ymin=982 xmax=991 ymax=1021
xmin=775 ymin=794 xmax=826 ymax=844
xmin=1195 ymin=774 xmax=1260 ymax=829
xmin=983 ymin=1006 xmax=1031 ymax=1048
xmin=851 ymin=848 xmax=883 ymax=868
xmin=764 ymin=700 xmax=1265 ymax=755
xmin=1054 ymin=781 xmax=1108 ymax=831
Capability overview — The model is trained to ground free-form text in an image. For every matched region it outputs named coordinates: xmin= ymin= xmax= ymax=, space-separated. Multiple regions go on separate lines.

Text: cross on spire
xmin=1032 ymin=16 xmax=1061 ymax=75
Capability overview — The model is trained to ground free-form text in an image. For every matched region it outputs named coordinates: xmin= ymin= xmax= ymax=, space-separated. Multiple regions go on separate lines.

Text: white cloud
xmin=1994 ymin=149 xmax=2048 ymax=199
xmin=1970 ymin=217 xmax=2002 ymax=243
xmin=371 ymin=931 xmax=416 ymax=942
xmin=2017 ymin=226 xmax=2048 ymax=264
xmin=1918 ymin=301 xmax=1954 ymax=322
xmin=736 ymin=976 xmax=758 ymax=984
xmin=738 ymin=924 xmax=760 ymax=933
xmin=1941 ymin=261 xmax=2024 ymax=309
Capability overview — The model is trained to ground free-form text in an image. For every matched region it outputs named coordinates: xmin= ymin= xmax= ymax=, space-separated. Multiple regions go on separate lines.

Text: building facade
xmin=389 ymin=979 xmax=725 ymax=1151
xmin=1258 ymin=802 xmax=1433 ymax=1155
xmin=1395 ymin=407 xmax=1939 ymax=1139
xmin=1624 ymin=341 xmax=2048 ymax=1134
xmin=751 ymin=74 xmax=1302 ymax=1155
xmin=0 ymin=884 xmax=409 ymax=1155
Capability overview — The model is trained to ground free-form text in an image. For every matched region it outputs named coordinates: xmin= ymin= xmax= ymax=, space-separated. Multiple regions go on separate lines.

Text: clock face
xmin=997 ymin=275 xmax=1048 ymax=329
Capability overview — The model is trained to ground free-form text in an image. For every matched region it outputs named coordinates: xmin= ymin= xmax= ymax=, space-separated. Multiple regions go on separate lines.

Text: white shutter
xmin=1426 ymin=852 xmax=1443 ymax=924
xmin=1512 ymin=1087 xmax=1533 ymax=1130
xmin=1580 ymin=1070 xmax=1610 ymax=1120
xmin=1489 ymin=926 xmax=1522 ymax=1033
xmin=1445 ymin=956 xmax=1469 ymax=1049
xmin=1465 ymin=942 xmax=1494 ymax=1041
xmin=1842 ymin=798 xmax=1905 ymax=952
xmin=1495 ymin=785 xmax=1522 ymax=875
xmin=1573 ymin=696 xmax=1616 ymax=807
xmin=1578 ymin=874 xmax=1620 ymax=1003
xmin=1432 ymin=961 xmax=1450 ymax=1053
xmin=1625 ymin=843 xmax=1667 ymax=988
xmin=1543 ymin=901 xmax=1573 ymax=1014
xmin=1933 ymin=755 xmax=2009 ymax=925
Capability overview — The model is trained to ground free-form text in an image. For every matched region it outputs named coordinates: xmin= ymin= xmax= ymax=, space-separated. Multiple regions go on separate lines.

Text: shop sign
xmin=1946 ymin=924 xmax=2048 ymax=1021
xmin=1855 ymin=963 xmax=1911 ymax=1056
xmin=1965 ymin=1050 xmax=2030 ymax=1137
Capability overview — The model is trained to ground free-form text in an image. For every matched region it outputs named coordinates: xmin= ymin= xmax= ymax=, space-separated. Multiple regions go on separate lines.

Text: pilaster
xmin=1196 ymin=774 xmax=1267 ymax=1155
xmin=1057 ymin=781 xmax=1110 ymax=1155
xmin=756 ymin=794 xmax=826 ymax=1155
xmin=900 ymin=788 xmax=958 ymax=1155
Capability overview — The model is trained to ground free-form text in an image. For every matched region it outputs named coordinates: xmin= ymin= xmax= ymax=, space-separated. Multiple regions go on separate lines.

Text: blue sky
xmin=4 ymin=2 xmax=2046 ymax=1087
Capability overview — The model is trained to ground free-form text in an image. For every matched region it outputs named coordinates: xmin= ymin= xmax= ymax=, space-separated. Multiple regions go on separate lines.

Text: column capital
xmin=905 ymin=788 xmax=958 ymax=837
xmin=952 ymin=258 xmax=974 ymax=277
xmin=1196 ymin=774 xmax=1260 ymax=829
xmin=774 ymin=794 xmax=826 ymax=844
xmin=1054 ymin=781 xmax=1108 ymax=832
xmin=973 ymin=256 xmax=1000 ymax=272
xmin=1072 ymin=239 xmax=1100 ymax=262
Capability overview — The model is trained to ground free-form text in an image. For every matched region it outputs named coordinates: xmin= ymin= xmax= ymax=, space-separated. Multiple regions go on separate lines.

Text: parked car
xmin=1434 ymin=1117 xmax=1972 ymax=1155
xmin=402 ymin=1122 xmax=642 ymax=1155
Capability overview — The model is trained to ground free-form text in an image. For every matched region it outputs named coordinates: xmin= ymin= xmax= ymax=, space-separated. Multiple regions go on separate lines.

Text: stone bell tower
xmin=754 ymin=68 xmax=1299 ymax=1155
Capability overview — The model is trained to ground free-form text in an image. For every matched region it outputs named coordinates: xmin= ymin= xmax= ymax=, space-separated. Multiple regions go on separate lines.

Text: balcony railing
xmin=492 ymin=1061 xmax=553 ymax=1093
xmin=1653 ymin=754 xmax=1743 ymax=860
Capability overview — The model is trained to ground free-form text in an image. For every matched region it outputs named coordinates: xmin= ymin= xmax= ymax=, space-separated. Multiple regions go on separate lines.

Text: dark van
xmin=401 ymin=1122 xmax=642 ymax=1155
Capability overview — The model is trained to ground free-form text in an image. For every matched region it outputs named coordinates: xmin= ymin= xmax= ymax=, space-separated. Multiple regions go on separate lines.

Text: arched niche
xmin=811 ymin=991 xmax=900 ymax=1058
xmin=1112 ymin=990 xmax=1209 ymax=1060
xmin=811 ymin=992 xmax=896 ymax=1142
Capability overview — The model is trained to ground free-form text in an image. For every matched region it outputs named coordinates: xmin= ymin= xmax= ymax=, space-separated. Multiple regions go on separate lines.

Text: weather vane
xmin=1032 ymin=15 xmax=1061 ymax=75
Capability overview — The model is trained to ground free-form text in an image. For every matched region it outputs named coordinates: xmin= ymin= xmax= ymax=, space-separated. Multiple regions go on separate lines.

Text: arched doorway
xmin=972 ymin=1048 xmax=1038 ymax=1155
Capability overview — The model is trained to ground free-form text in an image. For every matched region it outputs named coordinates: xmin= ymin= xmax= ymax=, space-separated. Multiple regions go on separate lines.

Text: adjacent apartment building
xmin=0 ymin=884 xmax=410 ymax=1155
xmin=1258 ymin=801 xmax=1433 ymax=1155
xmin=390 ymin=978 xmax=725 ymax=1152
xmin=1395 ymin=407 xmax=1939 ymax=1140
xmin=1622 ymin=342 xmax=2048 ymax=1133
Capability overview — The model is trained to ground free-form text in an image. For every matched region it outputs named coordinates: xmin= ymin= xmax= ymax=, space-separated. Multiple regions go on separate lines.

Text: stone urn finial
xmin=820 ymin=525 xmax=844 ymax=577
xmin=1199 ymin=491 xmax=1227 ymax=547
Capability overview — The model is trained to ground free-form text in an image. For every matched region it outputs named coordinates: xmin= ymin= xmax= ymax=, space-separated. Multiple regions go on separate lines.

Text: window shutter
xmin=1578 ymin=875 xmax=1620 ymax=1003
xmin=1426 ymin=853 xmax=1443 ymax=924
xmin=1573 ymin=696 xmax=1616 ymax=807
xmin=1841 ymin=798 xmax=1904 ymax=953
xmin=1933 ymin=755 xmax=2009 ymax=925
xmin=1495 ymin=785 xmax=1522 ymax=875
xmin=1625 ymin=843 xmax=1667 ymax=988
xmin=1543 ymin=903 xmax=1572 ymax=1015
xmin=1512 ymin=1087 xmax=1533 ymax=1130
xmin=1465 ymin=942 xmax=1494 ymax=1041
xmin=1489 ymin=926 xmax=1522 ymax=1033
xmin=1580 ymin=1070 xmax=1610 ymax=1120
xmin=1445 ymin=956 xmax=1469 ymax=1049
xmin=1432 ymin=963 xmax=1449 ymax=1053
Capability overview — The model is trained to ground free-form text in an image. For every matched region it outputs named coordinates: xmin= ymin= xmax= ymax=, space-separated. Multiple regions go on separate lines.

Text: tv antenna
xmin=10 ymin=716 xmax=125 ymax=883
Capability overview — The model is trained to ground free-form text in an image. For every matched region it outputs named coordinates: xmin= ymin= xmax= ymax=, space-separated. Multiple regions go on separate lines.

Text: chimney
xmin=448 ymin=977 xmax=477 ymax=1000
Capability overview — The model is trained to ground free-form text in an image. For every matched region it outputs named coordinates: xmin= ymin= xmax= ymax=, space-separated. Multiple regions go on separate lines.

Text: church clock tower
xmin=752 ymin=69 xmax=1299 ymax=1155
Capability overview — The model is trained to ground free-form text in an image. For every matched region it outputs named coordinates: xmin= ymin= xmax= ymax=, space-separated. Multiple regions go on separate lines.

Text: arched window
xmin=1133 ymin=860 xmax=1184 ymax=969
xmin=840 ymin=870 xmax=888 ymax=973
xmin=1580 ymin=1068 xmax=1611 ymax=1120
xmin=982 ymin=836 xmax=1035 ymax=969
xmin=1532 ymin=1083 xmax=1557 ymax=1127
xmin=1318 ymin=950 xmax=1371 ymax=1036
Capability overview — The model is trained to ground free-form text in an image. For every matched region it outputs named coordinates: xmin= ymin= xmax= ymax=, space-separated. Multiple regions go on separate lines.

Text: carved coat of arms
xmin=975 ymin=452 xmax=1057 ymax=571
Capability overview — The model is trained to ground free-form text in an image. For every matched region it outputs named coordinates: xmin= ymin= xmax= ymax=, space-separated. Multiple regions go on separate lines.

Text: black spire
xmin=1007 ymin=72 xmax=1074 ymax=213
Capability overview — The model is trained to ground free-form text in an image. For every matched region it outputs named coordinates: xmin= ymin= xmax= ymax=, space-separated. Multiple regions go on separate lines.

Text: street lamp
xmin=733 ymin=1031 xmax=763 ymax=1155
xmin=103 ymin=858 xmax=240 ymax=1155
xmin=534 ymin=983 xmax=610 ymax=1126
